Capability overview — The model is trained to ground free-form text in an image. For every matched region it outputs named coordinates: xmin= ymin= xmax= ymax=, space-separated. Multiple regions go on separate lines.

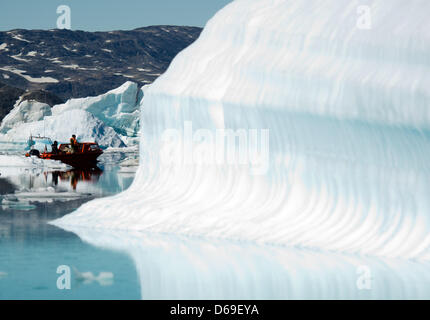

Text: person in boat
xmin=70 ymin=135 xmax=79 ymax=153
xmin=51 ymin=141 xmax=59 ymax=154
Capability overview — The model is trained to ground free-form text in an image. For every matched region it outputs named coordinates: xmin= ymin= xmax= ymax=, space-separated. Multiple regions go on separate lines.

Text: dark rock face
xmin=20 ymin=90 xmax=64 ymax=107
xmin=0 ymin=25 xmax=202 ymax=123
xmin=0 ymin=26 xmax=202 ymax=100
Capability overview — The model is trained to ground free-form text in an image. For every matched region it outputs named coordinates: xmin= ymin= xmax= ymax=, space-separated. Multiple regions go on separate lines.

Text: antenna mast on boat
xmin=44 ymin=90 xmax=46 ymax=137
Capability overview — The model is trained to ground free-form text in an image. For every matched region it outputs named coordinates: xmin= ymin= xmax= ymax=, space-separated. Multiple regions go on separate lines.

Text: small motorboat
xmin=25 ymin=136 xmax=103 ymax=168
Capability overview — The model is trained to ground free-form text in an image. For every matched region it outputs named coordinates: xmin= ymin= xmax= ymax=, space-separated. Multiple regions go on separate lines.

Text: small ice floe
xmin=119 ymin=167 xmax=138 ymax=174
xmin=0 ymin=156 xmax=71 ymax=179
xmin=0 ymin=155 xmax=70 ymax=169
xmin=104 ymin=145 xmax=139 ymax=154
xmin=2 ymin=189 xmax=92 ymax=204
xmin=1 ymin=199 xmax=36 ymax=211
xmin=25 ymin=156 xmax=71 ymax=170
xmin=73 ymin=267 xmax=114 ymax=286
xmin=118 ymin=157 xmax=139 ymax=173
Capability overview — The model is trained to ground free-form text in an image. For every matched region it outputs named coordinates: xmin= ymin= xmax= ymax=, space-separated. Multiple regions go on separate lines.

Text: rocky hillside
xmin=0 ymin=25 xmax=202 ymax=120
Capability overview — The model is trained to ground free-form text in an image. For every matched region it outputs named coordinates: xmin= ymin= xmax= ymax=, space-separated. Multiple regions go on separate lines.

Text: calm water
xmin=0 ymin=150 xmax=140 ymax=299
xmin=1 ymin=149 xmax=430 ymax=299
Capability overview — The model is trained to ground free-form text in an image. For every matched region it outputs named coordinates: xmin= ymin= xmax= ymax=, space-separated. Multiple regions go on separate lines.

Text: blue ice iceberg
xmin=53 ymin=0 xmax=430 ymax=260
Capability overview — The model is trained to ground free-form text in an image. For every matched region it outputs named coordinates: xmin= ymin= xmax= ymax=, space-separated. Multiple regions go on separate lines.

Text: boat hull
xmin=40 ymin=151 xmax=103 ymax=168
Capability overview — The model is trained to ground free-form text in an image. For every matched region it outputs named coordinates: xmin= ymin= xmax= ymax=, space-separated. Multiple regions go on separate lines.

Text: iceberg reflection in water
xmin=60 ymin=226 xmax=430 ymax=300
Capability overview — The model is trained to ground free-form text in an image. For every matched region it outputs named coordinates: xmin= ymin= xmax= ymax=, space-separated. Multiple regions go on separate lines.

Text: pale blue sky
xmin=0 ymin=0 xmax=233 ymax=31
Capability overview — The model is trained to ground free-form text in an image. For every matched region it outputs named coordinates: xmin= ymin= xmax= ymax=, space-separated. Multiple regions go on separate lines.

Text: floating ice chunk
xmin=118 ymin=157 xmax=139 ymax=173
xmin=119 ymin=157 xmax=139 ymax=167
xmin=104 ymin=145 xmax=139 ymax=154
xmin=2 ymin=109 xmax=125 ymax=148
xmin=1 ymin=199 xmax=37 ymax=211
xmin=52 ymin=81 xmax=142 ymax=137
xmin=0 ymin=155 xmax=70 ymax=169
xmin=72 ymin=267 xmax=114 ymax=286
xmin=3 ymin=191 xmax=92 ymax=203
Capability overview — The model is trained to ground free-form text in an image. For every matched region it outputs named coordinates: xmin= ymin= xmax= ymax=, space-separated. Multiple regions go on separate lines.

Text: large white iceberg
xmin=52 ymin=81 xmax=143 ymax=137
xmin=4 ymin=109 xmax=125 ymax=148
xmin=0 ymin=82 xmax=144 ymax=148
xmin=53 ymin=0 xmax=430 ymax=260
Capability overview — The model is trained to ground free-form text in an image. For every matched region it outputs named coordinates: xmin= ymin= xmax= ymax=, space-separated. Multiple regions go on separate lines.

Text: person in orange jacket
xmin=70 ymin=134 xmax=79 ymax=153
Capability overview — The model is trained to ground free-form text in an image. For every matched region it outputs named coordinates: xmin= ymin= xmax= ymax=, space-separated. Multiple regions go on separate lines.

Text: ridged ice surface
xmin=53 ymin=0 xmax=430 ymax=260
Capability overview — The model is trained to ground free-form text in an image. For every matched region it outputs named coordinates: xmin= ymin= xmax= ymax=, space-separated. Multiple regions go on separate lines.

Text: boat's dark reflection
xmin=49 ymin=166 xmax=103 ymax=190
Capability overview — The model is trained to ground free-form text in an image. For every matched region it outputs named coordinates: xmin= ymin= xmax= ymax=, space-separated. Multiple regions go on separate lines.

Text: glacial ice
xmin=0 ymin=100 xmax=51 ymax=133
xmin=3 ymin=109 xmax=125 ymax=148
xmin=53 ymin=0 xmax=430 ymax=260
xmin=52 ymin=81 xmax=143 ymax=137
xmin=0 ymin=154 xmax=69 ymax=169
xmin=0 ymin=81 xmax=143 ymax=148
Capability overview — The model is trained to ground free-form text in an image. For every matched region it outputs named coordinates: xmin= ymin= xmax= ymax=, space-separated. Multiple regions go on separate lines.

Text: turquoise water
xmin=1 ymin=150 xmax=430 ymax=299
xmin=0 ymin=151 xmax=140 ymax=299
xmin=0 ymin=217 xmax=140 ymax=299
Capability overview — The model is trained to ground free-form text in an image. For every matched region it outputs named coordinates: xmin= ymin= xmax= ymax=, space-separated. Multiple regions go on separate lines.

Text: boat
xmin=25 ymin=135 xmax=103 ymax=168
